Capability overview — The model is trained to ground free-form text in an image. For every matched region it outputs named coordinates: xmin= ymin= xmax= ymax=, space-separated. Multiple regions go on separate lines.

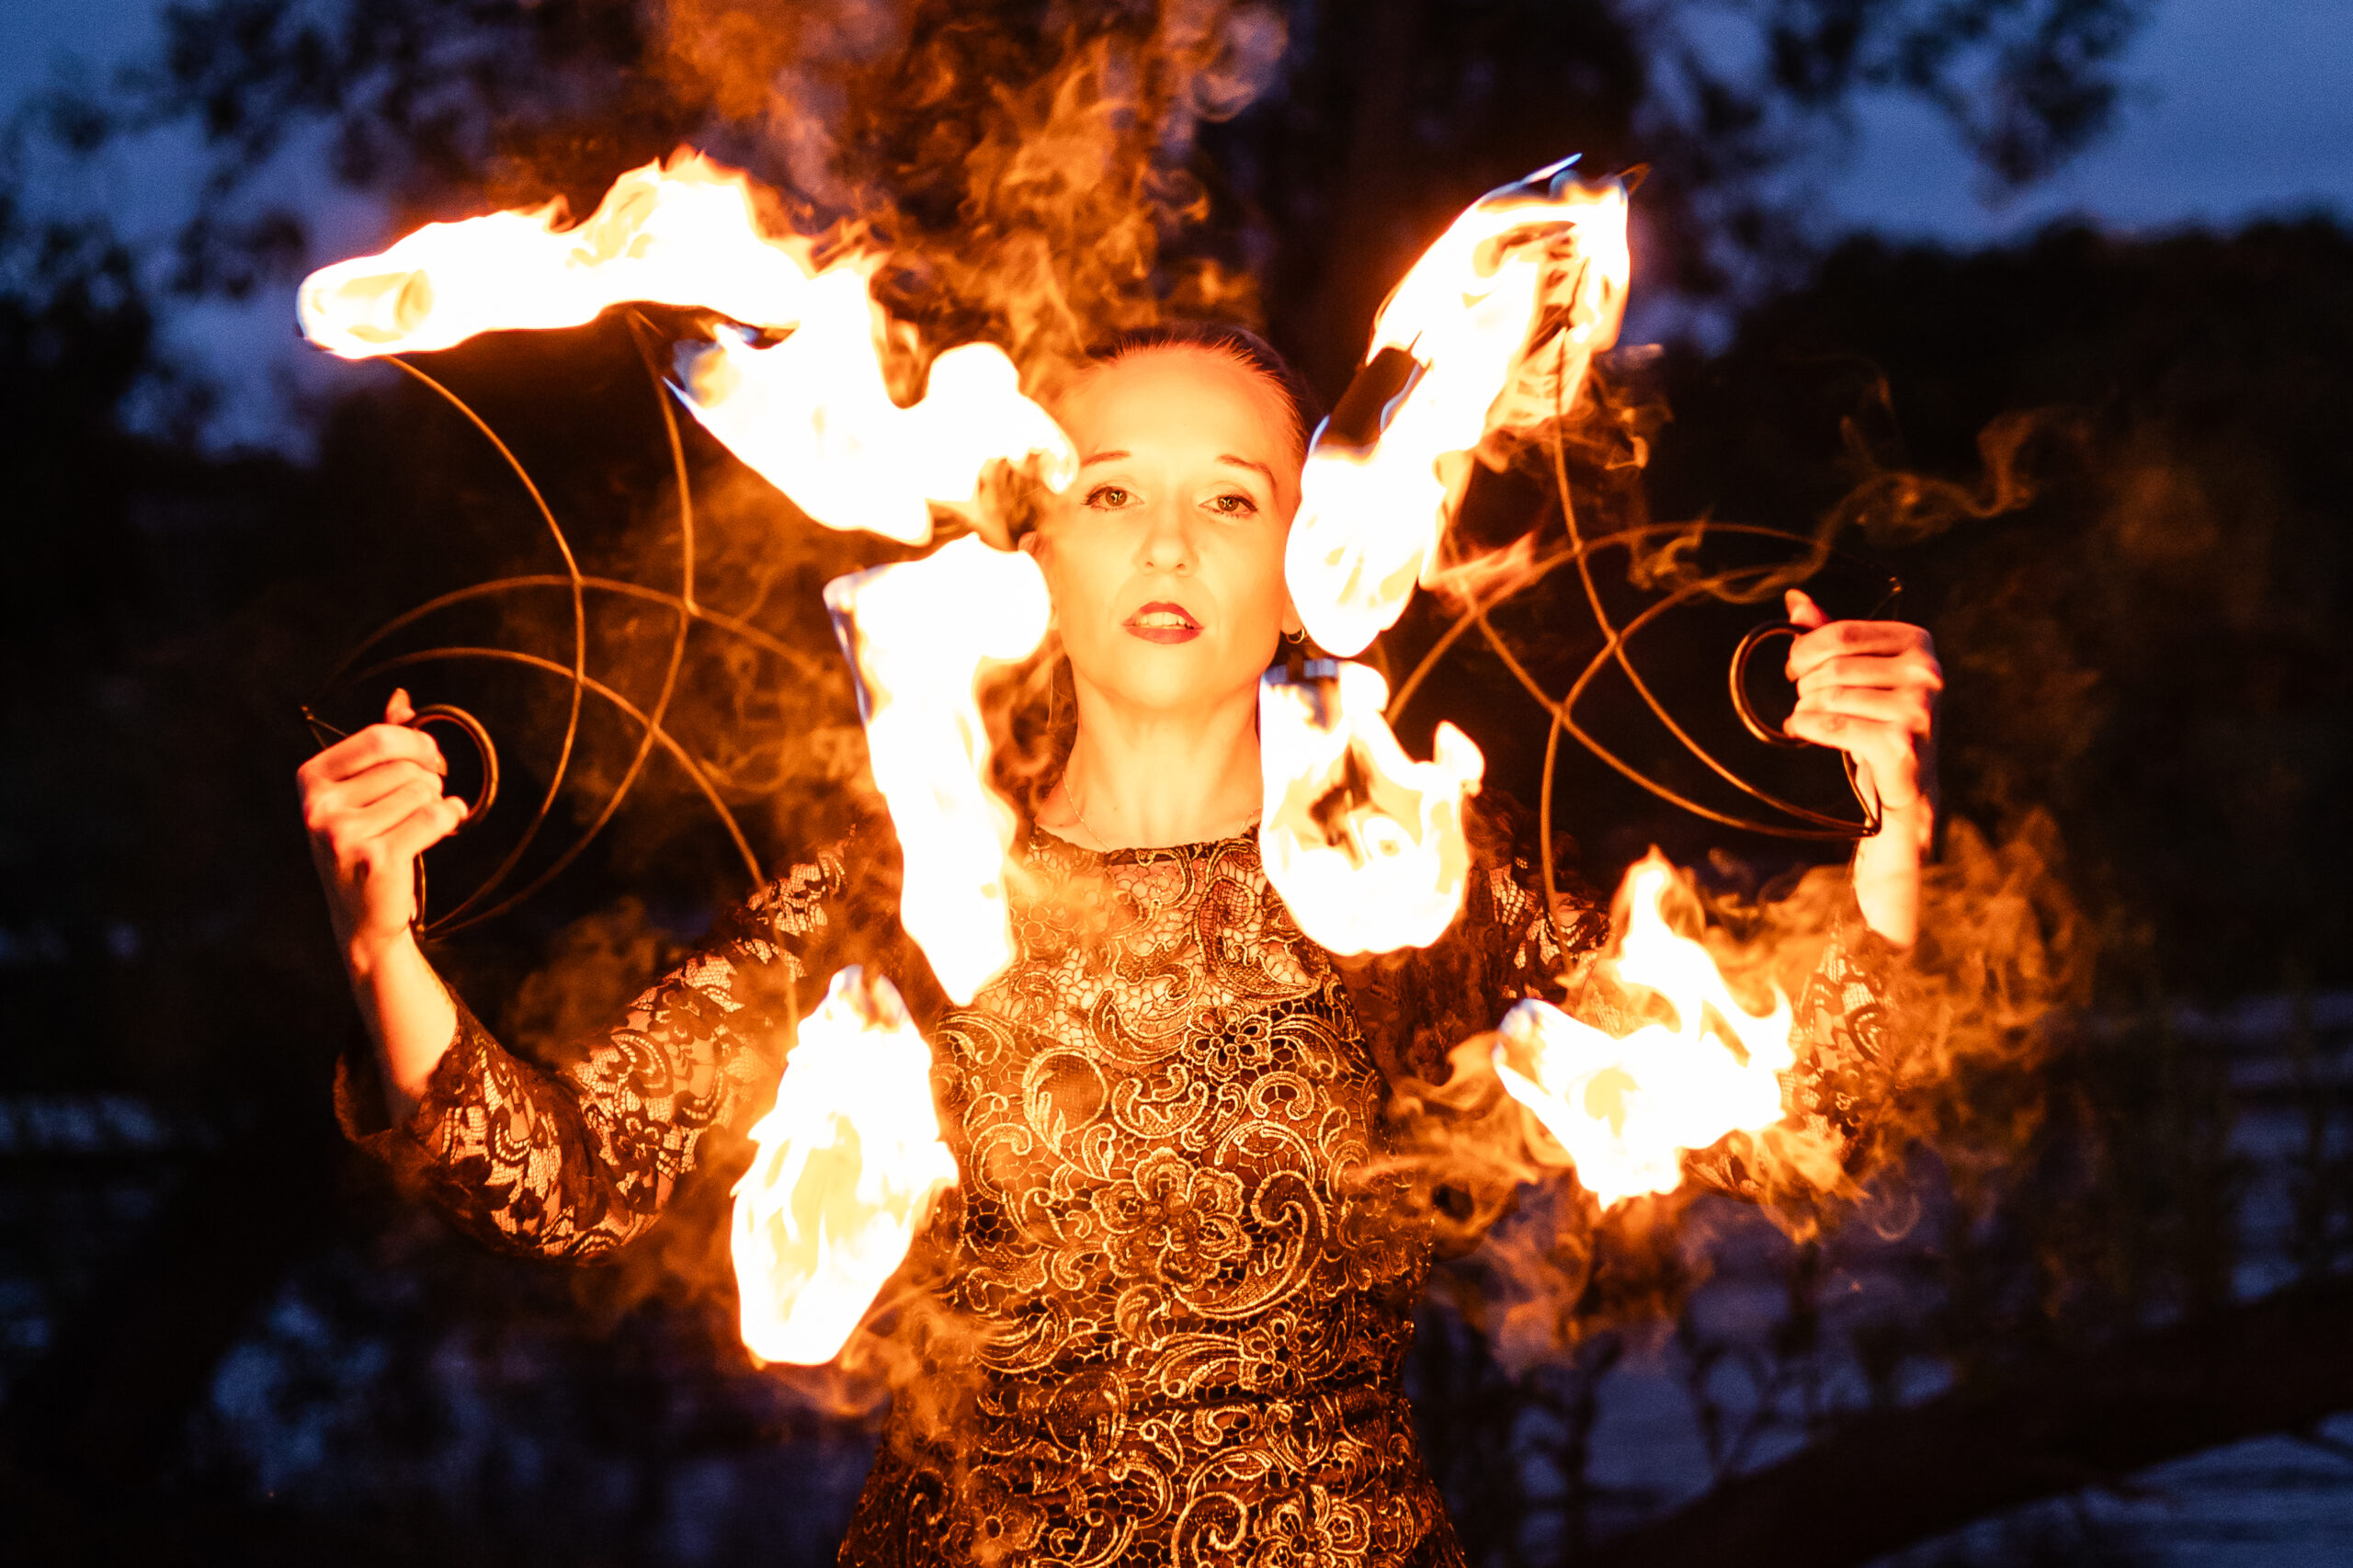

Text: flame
xmin=1286 ymin=157 xmax=1631 ymax=656
xmin=296 ymin=153 xmax=824 ymax=357
xmin=825 ymin=536 xmax=1052 ymax=1004
xmin=1490 ymin=852 xmax=1794 ymax=1208
xmin=732 ymin=966 xmax=958 ymax=1366
xmin=678 ymin=307 xmax=1075 ymax=545
xmin=296 ymin=151 xmax=1073 ymax=545
xmin=1257 ymin=660 xmax=1485 ymax=954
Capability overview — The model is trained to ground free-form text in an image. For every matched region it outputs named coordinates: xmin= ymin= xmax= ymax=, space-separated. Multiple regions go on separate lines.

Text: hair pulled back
xmin=1086 ymin=322 xmax=1324 ymax=458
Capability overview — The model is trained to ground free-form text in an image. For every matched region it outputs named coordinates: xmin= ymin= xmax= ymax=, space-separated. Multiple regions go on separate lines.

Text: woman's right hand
xmin=299 ymin=687 xmax=469 ymax=965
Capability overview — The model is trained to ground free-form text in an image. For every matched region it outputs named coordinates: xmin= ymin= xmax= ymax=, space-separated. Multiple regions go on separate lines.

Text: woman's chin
xmin=1085 ymin=647 xmax=1264 ymax=717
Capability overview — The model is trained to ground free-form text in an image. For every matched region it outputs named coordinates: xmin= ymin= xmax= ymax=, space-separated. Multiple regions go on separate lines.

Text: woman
xmin=300 ymin=323 xmax=1939 ymax=1566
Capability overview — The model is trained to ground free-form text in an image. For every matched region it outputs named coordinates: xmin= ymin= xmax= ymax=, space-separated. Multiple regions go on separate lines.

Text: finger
xmin=1794 ymin=652 xmax=1943 ymax=697
xmin=331 ymin=775 xmax=449 ymax=850
xmin=1787 ymin=619 xmax=1928 ymax=683
xmin=302 ymin=722 xmax=449 ymax=786
xmin=378 ymin=795 xmax=470 ymax=866
xmin=1783 ymin=711 xmax=1922 ymax=806
xmin=1784 ymin=588 xmax=1827 ymax=631
xmin=303 ymin=748 xmax=444 ymax=828
xmin=1793 ymin=686 xmax=1934 ymax=732
xmin=386 ymin=687 xmax=415 ymax=726
xmin=322 ymin=756 xmax=449 ymax=815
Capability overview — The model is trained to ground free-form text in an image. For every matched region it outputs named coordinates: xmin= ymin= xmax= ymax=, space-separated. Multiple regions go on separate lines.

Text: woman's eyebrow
xmin=1078 ymin=449 xmax=1273 ymax=486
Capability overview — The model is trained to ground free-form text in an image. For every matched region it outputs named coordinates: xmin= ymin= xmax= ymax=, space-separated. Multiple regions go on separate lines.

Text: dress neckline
xmin=1029 ymin=821 xmax=1262 ymax=862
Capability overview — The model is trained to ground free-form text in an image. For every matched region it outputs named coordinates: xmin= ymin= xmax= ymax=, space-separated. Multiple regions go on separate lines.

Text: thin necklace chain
xmin=1058 ymin=771 xmax=1259 ymax=851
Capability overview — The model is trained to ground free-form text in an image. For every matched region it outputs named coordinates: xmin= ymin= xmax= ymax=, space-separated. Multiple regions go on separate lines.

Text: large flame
xmin=296 ymin=151 xmax=1073 ymax=544
xmin=678 ymin=301 xmax=1074 ymax=545
xmin=825 ymin=535 xmax=1052 ymax=1004
xmin=1287 ymin=157 xmax=1631 ymax=656
xmin=1491 ymin=852 xmax=1794 ymax=1208
xmin=297 ymin=153 xmax=824 ymax=357
xmin=1257 ymin=660 xmax=1485 ymax=954
xmin=732 ymin=966 xmax=958 ymax=1366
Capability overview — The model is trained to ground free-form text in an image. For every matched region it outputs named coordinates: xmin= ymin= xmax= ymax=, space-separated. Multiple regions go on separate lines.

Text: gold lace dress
xmin=339 ymin=799 xmax=1891 ymax=1567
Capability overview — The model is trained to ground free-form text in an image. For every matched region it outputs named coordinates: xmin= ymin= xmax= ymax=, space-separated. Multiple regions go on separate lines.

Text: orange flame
xmin=1490 ymin=852 xmax=1794 ymax=1208
xmin=1287 ymin=158 xmax=1631 ymax=656
xmin=825 ymin=536 xmax=1052 ymax=1004
xmin=1257 ymin=660 xmax=1485 ymax=954
xmin=678 ymin=301 xmax=1074 ymax=545
xmin=296 ymin=151 xmax=1073 ymax=544
xmin=297 ymin=153 xmax=823 ymax=356
xmin=732 ymin=966 xmax=958 ymax=1366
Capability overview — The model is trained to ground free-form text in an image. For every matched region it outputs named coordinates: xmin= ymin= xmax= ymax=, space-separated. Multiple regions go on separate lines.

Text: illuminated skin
xmin=296 ymin=344 xmax=1939 ymax=1113
xmin=1785 ymin=587 xmax=1942 ymax=947
xmin=297 ymin=685 xmax=464 ymax=1117
xmin=1024 ymin=346 xmax=1306 ymax=853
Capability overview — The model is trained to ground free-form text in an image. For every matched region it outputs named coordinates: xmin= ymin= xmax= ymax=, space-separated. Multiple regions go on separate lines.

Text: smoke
xmin=654 ymin=1 xmax=1290 ymax=389
xmin=1377 ymin=810 xmax=2086 ymax=1369
xmin=385 ymin=3 xmax=2133 ymax=1437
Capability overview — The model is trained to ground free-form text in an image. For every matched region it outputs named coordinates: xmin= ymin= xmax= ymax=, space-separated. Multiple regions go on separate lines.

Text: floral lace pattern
xmin=841 ymin=831 xmax=1467 ymax=1567
xmin=337 ymin=800 xmax=1893 ymax=1567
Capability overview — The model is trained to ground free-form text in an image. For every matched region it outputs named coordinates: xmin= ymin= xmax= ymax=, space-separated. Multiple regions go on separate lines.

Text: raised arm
xmin=298 ymin=687 xmax=470 ymax=1119
xmin=331 ymin=865 xmax=847 ymax=1257
xmin=300 ymin=691 xmax=870 ymax=1257
xmin=1780 ymin=588 xmax=1941 ymax=949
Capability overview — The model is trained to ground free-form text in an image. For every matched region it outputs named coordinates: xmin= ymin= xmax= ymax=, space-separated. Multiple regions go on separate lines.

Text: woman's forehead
xmin=1059 ymin=347 xmax=1295 ymax=464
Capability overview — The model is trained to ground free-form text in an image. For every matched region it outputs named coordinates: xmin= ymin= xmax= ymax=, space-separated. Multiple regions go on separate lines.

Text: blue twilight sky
xmin=3 ymin=0 xmax=2349 ymax=449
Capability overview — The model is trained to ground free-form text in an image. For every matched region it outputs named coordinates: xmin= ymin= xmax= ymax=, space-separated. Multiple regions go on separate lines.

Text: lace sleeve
xmin=335 ymin=847 xmax=863 ymax=1259
xmin=1682 ymin=893 xmax=1905 ymax=1196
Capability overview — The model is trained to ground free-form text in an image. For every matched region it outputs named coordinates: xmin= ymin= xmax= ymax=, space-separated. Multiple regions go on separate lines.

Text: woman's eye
xmin=1208 ymin=493 xmax=1258 ymax=517
xmin=1084 ymin=484 xmax=1135 ymax=510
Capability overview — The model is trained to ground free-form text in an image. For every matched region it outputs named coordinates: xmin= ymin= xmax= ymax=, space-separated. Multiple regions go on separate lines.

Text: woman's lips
xmin=1125 ymin=601 xmax=1202 ymax=644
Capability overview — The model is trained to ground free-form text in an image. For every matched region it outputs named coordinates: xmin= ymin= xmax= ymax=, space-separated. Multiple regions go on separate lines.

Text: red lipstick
xmin=1125 ymin=600 xmax=1201 ymax=644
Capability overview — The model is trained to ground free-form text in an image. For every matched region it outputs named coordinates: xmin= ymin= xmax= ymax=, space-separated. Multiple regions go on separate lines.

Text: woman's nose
xmin=1134 ymin=500 xmax=1196 ymax=574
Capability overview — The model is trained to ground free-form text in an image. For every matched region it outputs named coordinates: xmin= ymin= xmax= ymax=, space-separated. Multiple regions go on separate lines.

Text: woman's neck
xmin=1048 ymin=680 xmax=1263 ymax=849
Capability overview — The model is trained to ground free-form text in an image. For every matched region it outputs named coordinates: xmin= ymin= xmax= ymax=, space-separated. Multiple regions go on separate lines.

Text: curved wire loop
xmin=407 ymin=704 xmax=502 ymax=820
xmin=1387 ymin=352 xmax=1893 ymax=845
xmin=302 ymin=316 xmax=770 ymax=936
xmin=306 ymin=317 xmax=1894 ymax=954
xmin=1376 ymin=338 xmax=1899 ymax=955
xmin=1729 ymin=622 xmax=1811 ymax=747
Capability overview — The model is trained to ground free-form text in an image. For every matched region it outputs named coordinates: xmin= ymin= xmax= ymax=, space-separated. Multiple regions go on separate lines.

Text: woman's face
xmin=1028 ymin=347 xmax=1304 ymax=720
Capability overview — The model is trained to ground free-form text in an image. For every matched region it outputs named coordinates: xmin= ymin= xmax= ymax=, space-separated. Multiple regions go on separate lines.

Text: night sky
xmin=5 ymin=0 xmax=2351 ymax=444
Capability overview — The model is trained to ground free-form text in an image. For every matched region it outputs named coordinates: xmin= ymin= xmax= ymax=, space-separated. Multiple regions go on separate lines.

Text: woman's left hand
xmin=1781 ymin=588 xmax=1940 ymax=824
xmin=1781 ymin=588 xmax=1941 ymax=943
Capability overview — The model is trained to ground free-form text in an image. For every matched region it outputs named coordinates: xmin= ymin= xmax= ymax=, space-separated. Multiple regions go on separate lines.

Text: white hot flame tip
xmin=1490 ymin=854 xmax=1794 ymax=1208
xmin=1257 ymin=661 xmax=1485 ymax=954
xmin=731 ymin=966 xmax=958 ymax=1367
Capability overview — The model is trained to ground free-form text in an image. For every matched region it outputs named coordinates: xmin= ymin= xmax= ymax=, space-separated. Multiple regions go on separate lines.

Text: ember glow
xmin=1491 ymin=853 xmax=1795 ymax=1208
xmin=731 ymin=967 xmax=958 ymax=1366
xmin=825 ymin=536 xmax=1052 ymax=1004
xmin=1257 ymin=660 xmax=1485 ymax=954
xmin=1286 ymin=158 xmax=1631 ymax=656
xmin=296 ymin=152 xmax=1073 ymax=544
